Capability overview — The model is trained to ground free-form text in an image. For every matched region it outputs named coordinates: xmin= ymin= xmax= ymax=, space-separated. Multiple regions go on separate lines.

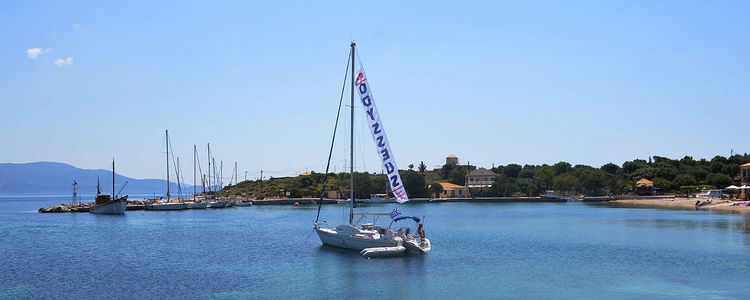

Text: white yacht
xmin=145 ymin=130 xmax=188 ymax=211
xmin=313 ymin=43 xmax=430 ymax=255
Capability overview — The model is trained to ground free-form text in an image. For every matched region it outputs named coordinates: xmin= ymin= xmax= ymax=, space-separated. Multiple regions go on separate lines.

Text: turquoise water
xmin=1 ymin=196 xmax=749 ymax=299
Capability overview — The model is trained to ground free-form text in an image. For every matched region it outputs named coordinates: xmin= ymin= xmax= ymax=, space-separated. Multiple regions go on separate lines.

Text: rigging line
xmin=167 ymin=137 xmax=183 ymax=198
xmin=315 ymin=48 xmax=351 ymax=225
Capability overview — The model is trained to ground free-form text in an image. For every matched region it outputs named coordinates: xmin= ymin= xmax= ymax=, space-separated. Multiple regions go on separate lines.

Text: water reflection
xmin=623 ymin=216 xmax=750 ymax=235
xmin=313 ymin=245 xmax=427 ymax=298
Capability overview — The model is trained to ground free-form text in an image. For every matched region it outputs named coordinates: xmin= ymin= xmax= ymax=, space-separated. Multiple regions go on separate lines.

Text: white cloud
xmin=27 ymin=48 xmax=50 ymax=59
xmin=54 ymin=57 xmax=74 ymax=67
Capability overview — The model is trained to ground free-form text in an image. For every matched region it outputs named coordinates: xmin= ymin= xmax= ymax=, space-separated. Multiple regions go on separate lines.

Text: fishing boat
xmin=540 ymin=190 xmax=566 ymax=202
xmin=368 ymin=193 xmax=397 ymax=203
xmin=146 ymin=130 xmax=188 ymax=211
xmin=89 ymin=160 xmax=127 ymax=215
xmin=313 ymin=42 xmax=431 ymax=255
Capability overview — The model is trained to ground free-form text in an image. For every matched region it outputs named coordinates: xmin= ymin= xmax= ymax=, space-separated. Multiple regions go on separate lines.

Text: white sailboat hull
xmin=145 ymin=203 xmax=188 ymax=210
xmin=207 ymin=202 xmax=226 ymax=208
xmin=89 ymin=200 xmax=127 ymax=215
xmin=368 ymin=195 xmax=397 ymax=203
xmin=315 ymin=227 xmax=402 ymax=250
xmin=186 ymin=202 xmax=207 ymax=209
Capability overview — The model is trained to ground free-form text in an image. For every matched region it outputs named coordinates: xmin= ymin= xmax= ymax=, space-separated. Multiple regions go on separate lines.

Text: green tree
xmin=418 ymin=161 xmax=427 ymax=173
xmin=652 ymin=177 xmax=673 ymax=192
xmin=553 ymin=173 xmax=581 ymax=194
xmin=517 ymin=177 xmax=538 ymax=196
xmin=553 ymin=161 xmax=571 ymax=175
xmin=408 ymin=164 xmax=414 ymax=171
xmin=428 ymin=183 xmax=444 ymax=198
xmin=491 ymin=175 xmax=520 ymax=197
xmin=535 ymin=165 xmax=555 ymax=190
xmin=518 ymin=166 xmax=535 ymax=179
xmin=503 ymin=164 xmax=522 ymax=178
xmin=673 ymin=174 xmax=697 ymax=188
xmin=441 ymin=163 xmax=455 ymax=180
xmin=401 ymin=170 xmax=427 ymax=198
xmin=600 ymin=163 xmax=620 ymax=175
xmin=706 ymin=173 xmax=732 ymax=188
xmin=580 ymin=169 xmax=606 ymax=195
xmin=449 ymin=167 xmax=467 ymax=185
xmin=353 ymin=172 xmax=372 ymax=199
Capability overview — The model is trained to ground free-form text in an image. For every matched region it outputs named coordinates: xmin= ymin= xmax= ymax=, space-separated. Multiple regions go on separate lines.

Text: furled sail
xmin=355 ymin=67 xmax=409 ymax=203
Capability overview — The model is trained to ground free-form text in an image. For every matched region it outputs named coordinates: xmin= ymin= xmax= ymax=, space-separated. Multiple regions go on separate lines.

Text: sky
xmin=1 ymin=0 xmax=749 ymax=181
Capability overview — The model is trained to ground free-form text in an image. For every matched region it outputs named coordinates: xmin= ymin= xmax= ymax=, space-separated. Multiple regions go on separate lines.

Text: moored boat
xmin=313 ymin=43 xmax=431 ymax=255
xmin=145 ymin=130 xmax=188 ymax=211
xmin=368 ymin=193 xmax=397 ymax=203
xmin=234 ymin=200 xmax=253 ymax=207
xmin=186 ymin=201 xmax=208 ymax=209
xmin=146 ymin=201 xmax=188 ymax=210
xmin=540 ymin=190 xmax=566 ymax=202
xmin=90 ymin=160 xmax=127 ymax=215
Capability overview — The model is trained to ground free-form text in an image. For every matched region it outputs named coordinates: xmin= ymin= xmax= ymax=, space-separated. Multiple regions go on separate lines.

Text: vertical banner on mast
xmin=355 ymin=68 xmax=409 ymax=203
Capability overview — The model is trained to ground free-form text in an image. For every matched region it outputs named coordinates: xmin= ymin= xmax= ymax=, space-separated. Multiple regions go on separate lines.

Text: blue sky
xmin=1 ymin=1 xmax=749 ymax=180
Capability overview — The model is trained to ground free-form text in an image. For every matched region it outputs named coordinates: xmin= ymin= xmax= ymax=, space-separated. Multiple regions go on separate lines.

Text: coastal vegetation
xmin=220 ymin=154 xmax=750 ymax=198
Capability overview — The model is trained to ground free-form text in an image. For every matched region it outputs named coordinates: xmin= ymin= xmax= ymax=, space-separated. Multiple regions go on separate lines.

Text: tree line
xmin=221 ymin=154 xmax=750 ymax=198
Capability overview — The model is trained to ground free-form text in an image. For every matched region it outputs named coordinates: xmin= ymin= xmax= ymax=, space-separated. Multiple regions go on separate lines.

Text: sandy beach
xmin=611 ymin=197 xmax=750 ymax=216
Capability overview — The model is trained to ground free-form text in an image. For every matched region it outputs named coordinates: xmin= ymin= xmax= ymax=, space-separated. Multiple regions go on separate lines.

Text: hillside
xmin=0 ymin=162 xmax=194 ymax=196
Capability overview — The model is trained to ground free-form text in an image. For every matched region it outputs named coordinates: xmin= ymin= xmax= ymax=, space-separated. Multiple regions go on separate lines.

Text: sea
xmin=1 ymin=195 xmax=749 ymax=299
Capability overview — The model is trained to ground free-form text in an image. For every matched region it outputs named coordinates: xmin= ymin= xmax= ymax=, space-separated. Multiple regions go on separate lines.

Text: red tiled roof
xmin=437 ymin=182 xmax=465 ymax=189
xmin=636 ymin=178 xmax=654 ymax=187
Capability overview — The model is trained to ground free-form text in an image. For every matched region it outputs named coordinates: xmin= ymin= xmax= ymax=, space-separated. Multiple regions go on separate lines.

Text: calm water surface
xmin=1 ymin=196 xmax=749 ymax=299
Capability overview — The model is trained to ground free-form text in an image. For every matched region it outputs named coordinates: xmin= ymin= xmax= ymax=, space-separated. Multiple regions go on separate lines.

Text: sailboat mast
xmin=349 ymin=41 xmax=355 ymax=225
xmin=193 ymin=144 xmax=198 ymax=202
xmin=112 ymin=159 xmax=115 ymax=199
xmin=166 ymin=130 xmax=170 ymax=201
xmin=207 ymin=143 xmax=211 ymax=193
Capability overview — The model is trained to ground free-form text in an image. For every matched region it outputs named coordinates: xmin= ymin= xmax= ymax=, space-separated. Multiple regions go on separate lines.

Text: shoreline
xmin=610 ymin=197 xmax=750 ymax=216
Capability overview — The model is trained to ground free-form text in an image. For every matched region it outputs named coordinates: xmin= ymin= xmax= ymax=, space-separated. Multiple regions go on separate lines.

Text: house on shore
xmin=466 ymin=168 xmax=498 ymax=188
xmin=635 ymin=178 xmax=657 ymax=195
xmin=436 ymin=182 xmax=468 ymax=198
xmin=741 ymin=163 xmax=750 ymax=185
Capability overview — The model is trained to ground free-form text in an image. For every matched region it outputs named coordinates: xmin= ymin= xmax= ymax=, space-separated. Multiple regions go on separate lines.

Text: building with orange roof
xmin=446 ymin=155 xmax=458 ymax=166
xmin=636 ymin=178 xmax=654 ymax=187
xmin=435 ymin=182 xmax=468 ymax=198
xmin=635 ymin=178 xmax=657 ymax=195
xmin=741 ymin=162 xmax=750 ymax=185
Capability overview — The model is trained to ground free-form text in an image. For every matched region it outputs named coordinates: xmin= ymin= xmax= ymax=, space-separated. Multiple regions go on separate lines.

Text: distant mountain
xmin=0 ymin=162 xmax=198 ymax=196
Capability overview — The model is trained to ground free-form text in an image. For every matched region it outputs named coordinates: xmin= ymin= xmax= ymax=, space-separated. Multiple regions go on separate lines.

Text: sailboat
xmin=146 ymin=130 xmax=188 ymax=211
xmin=186 ymin=145 xmax=208 ymax=209
xmin=314 ymin=42 xmax=431 ymax=255
xmin=89 ymin=160 xmax=128 ymax=215
xmin=205 ymin=144 xmax=226 ymax=208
